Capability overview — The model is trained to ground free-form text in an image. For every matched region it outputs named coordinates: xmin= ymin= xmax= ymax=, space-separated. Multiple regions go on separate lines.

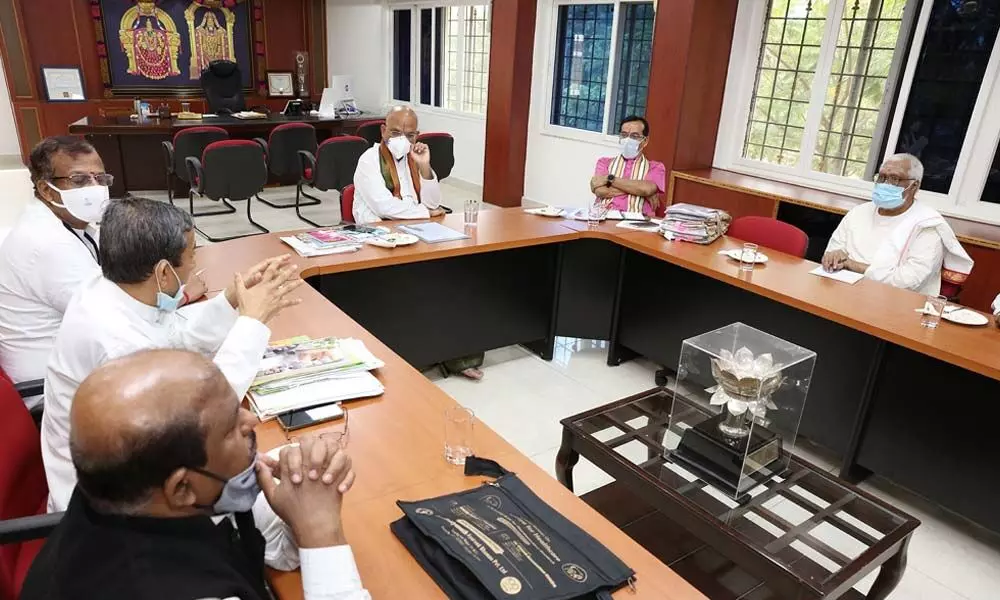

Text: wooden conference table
xmin=194 ymin=208 xmax=1000 ymax=597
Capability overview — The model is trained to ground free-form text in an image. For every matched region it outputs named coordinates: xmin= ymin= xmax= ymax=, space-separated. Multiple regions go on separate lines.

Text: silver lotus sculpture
xmin=710 ymin=347 xmax=785 ymax=438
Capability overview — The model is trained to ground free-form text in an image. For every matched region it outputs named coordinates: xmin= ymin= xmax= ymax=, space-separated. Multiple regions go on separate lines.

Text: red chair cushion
xmin=173 ymin=125 xmax=228 ymax=144
xmin=320 ymin=135 xmax=368 ymax=148
xmin=728 ymin=216 xmax=809 ymax=258
xmin=268 ymin=122 xmax=316 ymax=145
xmin=304 ymin=167 xmax=313 ymax=180
xmin=341 ymin=184 xmax=356 ymax=224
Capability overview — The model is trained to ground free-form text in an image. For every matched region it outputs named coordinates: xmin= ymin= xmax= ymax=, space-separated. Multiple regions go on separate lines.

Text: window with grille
xmin=610 ymin=2 xmax=655 ymax=133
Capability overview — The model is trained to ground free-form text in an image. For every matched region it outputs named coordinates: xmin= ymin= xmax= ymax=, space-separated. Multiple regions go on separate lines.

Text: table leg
xmin=555 ymin=428 xmax=579 ymax=492
xmin=866 ymin=537 xmax=909 ymax=599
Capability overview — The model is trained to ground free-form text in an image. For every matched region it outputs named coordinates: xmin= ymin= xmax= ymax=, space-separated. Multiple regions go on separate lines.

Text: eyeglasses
xmin=873 ymin=174 xmax=915 ymax=187
xmin=619 ymin=133 xmax=646 ymax=142
xmin=50 ymin=173 xmax=114 ymax=187
xmin=388 ymin=129 xmax=419 ymax=143
xmin=283 ymin=405 xmax=349 ymax=447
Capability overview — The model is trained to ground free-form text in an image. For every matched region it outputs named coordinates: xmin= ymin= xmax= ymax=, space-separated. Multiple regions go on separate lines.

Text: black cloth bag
xmin=391 ymin=457 xmax=635 ymax=600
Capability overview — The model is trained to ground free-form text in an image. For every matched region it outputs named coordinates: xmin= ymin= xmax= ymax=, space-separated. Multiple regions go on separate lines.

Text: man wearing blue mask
xmin=23 ymin=349 xmax=369 ymax=600
xmin=590 ymin=116 xmax=666 ymax=218
xmin=822 ymin=153 xmax=972 ymax=296
xmin=41 ymin=197 xmax=302 ymax=512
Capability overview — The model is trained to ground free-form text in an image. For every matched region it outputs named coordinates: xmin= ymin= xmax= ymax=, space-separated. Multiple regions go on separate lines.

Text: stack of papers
xmin=247 ymin=337 xmax=385 ymax=419
xmin=397 ymin=222 xmax=468 ymax=243
xmin=280 ymin=226 xmax=390 ymax=257
xmin=659 ymin=203 xmax=732 ymax=244
xmin=808 ymin=266 xmax=865 ymax=284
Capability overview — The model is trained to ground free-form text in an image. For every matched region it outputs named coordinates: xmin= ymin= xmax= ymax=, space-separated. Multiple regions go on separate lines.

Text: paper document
xmin=397 ymin=223 xmax=469 ymax=243
xmin=249 ymin=371 xmax=383 ymax=419
xmin=280 ymin=236 xmax=361 ymax=258
xmin=809 ymin=266 xmax=865 ymax=285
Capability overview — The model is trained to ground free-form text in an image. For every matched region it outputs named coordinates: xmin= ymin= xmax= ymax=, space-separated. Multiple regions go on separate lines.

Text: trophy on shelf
xmin=663 ymin=323 xmax=815 ymax=502
xmin=295 ymin=51 xmax=309 ymax=100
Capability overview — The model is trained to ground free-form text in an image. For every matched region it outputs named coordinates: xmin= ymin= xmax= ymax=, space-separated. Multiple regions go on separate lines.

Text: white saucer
xmin=525 ymin=206 xmax=564 ymax=217
xmin=723 ymin=248 xmax=769 ymax=264
xmin=366 ymin=233 xmax=419 ymax=248
xmin=943 ymin=308 xmax=990 ymax=327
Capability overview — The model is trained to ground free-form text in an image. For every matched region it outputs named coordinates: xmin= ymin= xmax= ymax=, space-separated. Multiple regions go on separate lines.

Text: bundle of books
xmin=247 ymin=336 xmax=385 ymax=420
xmin=659 ymin=203 xmax=732 ymax=244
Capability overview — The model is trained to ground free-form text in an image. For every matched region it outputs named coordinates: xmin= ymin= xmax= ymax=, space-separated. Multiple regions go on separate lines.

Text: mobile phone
xmin=278 ymin=402 xmax=344 ymax=432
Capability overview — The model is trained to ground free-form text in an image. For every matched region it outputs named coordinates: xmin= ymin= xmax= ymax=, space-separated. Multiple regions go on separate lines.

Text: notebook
xmin=397 ymin=223 xmax=469 ymax=243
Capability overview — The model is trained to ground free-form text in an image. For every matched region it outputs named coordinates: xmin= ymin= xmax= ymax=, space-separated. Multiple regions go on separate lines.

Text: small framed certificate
xmin=41 ymin=67 xmax=85 ymax=102
xmin=267 ymin=71 xmax=295 ymax=97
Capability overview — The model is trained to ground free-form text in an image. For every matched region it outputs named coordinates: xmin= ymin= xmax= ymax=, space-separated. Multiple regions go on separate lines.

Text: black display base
xmin=670 ymin=413 xmax=784 ymax=503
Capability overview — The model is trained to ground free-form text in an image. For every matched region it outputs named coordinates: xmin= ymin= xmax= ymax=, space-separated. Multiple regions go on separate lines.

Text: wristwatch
xmin=606 ymin=174 xmax=615 ymax=186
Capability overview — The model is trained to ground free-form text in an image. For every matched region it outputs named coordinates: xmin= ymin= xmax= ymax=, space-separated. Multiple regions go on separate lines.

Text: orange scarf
xmin=378 ymin=143 xmax=422 ymax=199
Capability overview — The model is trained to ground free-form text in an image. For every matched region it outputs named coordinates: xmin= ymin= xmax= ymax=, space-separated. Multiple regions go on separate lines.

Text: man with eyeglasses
xmin=821 ymin=153 xmax=972 ymax=296
xmin=352 ymin=105 xmax=445 ymax=224
xmin=590 ymin=116 xmax=666 ymax=218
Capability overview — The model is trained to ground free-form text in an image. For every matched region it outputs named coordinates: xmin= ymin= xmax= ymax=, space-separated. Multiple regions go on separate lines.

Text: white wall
xmin=0 ymin=57 xmax=31 ymax=229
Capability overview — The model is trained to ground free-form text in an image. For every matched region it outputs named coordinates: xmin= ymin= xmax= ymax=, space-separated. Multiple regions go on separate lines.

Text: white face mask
xmin=45 ymin=181 xmax=110 ymax=224
xmin=387 ymin=136 xmax=412 ymax=161
xmin=620 ymin=138 xmax=642 ymax=160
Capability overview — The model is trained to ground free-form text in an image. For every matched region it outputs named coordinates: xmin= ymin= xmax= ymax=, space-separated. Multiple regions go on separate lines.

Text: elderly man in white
xmin=822 ymin=153 xmax=973 ymax=296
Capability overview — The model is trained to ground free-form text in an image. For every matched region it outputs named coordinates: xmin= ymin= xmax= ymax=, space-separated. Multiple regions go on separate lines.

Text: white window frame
xmin=539 ymin=0 xmax=652 ymax=148
xmin=715 ymin=0 xmax=1000 ymax=225
xmin=387 ymin=1 xmax=491 ymax=121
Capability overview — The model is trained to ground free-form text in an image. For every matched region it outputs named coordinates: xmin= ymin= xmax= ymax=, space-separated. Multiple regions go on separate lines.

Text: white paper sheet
xmin=809 ymin=266 xmax=865 ymax=285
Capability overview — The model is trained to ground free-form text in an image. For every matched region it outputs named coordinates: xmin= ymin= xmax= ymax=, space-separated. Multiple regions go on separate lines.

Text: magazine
xmin=251 ymin=337 xmax=384 ymax=389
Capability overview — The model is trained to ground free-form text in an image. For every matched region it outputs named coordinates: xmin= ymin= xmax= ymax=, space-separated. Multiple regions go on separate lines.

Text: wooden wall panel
xmin=670 ymin=176 xmax=777 ymax=219
xmin=262 ymin=0 xmax=305 ymax=72
xmin=958 ymin=244 xmax=1000 ymax=313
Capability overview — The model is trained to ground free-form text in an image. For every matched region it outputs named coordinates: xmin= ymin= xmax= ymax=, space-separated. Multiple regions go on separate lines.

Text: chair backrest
xmin=201 ymin=140 xmax=268 ymax=201
xmin=268 ymin=123 xmax=317 ymax=179
xmin=356 ymin=120 xmax=384 ymax=147
xmin=200 ymin=60 xmax=246 ymax=114
xmin=314 ymin=136 xmax=369 ymax=192
xmin=0 ymin=369 xmax=47 ymax=599
xmin=940 ymin=279 xmax=963 ymax=302
xmin=172 ymin=126 xmax=229 ymax=182
xmin=417 ymin=132 xmax=455 ymax=181
xmin=728 ymin=216 xmax=809 ymax=258
xmin=341 ymin=184 xmax=356 ymax=224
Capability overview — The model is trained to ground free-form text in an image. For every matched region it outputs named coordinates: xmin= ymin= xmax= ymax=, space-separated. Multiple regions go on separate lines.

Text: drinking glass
xmin=181 ymin=101 xmax=191 ymax=113
xmin=921 ymin=295 xmax=948 ymax=329
xmin=588 ymin=201 xmax=608 ymax=228
xmin=464 ymin=199 xmax=480 ymax=226
xmin=740 ymin=243 xmax=759 ymax=272
xmin=444 ymin=406 xmax=474 ymax=465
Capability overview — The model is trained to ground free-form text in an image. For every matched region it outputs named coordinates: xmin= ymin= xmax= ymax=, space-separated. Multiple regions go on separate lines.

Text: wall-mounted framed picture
xmin=41 ymin=67 xmax=86 ymax=102
xmin=267 ymin=71 xmax=295 ymax=97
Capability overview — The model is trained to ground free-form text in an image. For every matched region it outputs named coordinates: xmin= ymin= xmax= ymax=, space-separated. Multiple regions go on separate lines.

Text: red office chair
xmin=186 ymin=140 xmax=269 ymax=242
xmin=161 ymin=126 xmax=231 ymax=211
xmin=416 ymin=132 xmax=455 ymax=181
xmin=728 ymin=216 xmax=810 ymax=258
xmin=940 ymin=278 xmax=964 ymax=302
xmin=355 ymin=120 xmax=384 ymax=147
xmin=296 ymin=136 xmax=368 ymax=228
xmin=0 ymin=371 xmax=53 ymax=600
xmin=340 ymin=184 xmax=356 ymax=224
xmin=254 ymin=123 xmax=319 ymax=210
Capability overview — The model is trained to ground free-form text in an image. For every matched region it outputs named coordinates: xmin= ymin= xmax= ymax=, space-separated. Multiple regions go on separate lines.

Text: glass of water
xmin=464 ymin=199 xmax=480 ymax=226
xmin=181 ymin=101 xmax=191 ymax=113
xmin=444 ymin=406 xmax=474 ymax=465
xmin=740 ymin=243 xmax=759 ymax=272
xmin=921 ymin=295 xmax=948 ymax=328
xmin=588 ymin=201 xmax=608 ymax=228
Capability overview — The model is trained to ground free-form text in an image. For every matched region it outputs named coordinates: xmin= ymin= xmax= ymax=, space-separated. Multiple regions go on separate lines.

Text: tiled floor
xmin=427 ymin=338 xmax=1000 ymax=600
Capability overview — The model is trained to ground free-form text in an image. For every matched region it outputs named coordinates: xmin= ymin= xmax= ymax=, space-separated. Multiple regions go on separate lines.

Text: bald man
xmin=21 ymin=349 xmax=370 ymax=600
xmin=352 ymin=105 xmax=445 ymax=224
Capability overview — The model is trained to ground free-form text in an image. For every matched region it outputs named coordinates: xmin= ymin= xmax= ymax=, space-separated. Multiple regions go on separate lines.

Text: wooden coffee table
xmin=557 ymin=389 xmax=919 ymax=600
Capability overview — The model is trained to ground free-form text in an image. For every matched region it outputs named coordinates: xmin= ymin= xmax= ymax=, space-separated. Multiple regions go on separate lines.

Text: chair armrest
xmin=185 ymin=157 xmax=204 ymax=194
xmin=297 ymin=150 xmax=316 ymax=182
xmin=0 ymin=512 xmax=63 ymax=545
xmin=162 ymin=140 xmax=175 ymax=175
xmin=14 ymin=378 xmax=43 ymax=399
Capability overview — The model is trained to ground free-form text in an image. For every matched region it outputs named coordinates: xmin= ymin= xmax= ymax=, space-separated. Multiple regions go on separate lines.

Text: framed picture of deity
xmin=90 ymin=0 xmax=263 ymax=97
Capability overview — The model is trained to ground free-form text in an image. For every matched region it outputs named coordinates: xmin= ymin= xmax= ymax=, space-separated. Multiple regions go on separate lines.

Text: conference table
xmin=194 ymin=208 xmax=1000 ymax=598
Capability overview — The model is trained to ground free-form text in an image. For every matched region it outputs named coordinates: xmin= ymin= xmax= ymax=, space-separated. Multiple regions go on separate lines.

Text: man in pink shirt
xmin=590 ymin=116 xmax=667 ymax=217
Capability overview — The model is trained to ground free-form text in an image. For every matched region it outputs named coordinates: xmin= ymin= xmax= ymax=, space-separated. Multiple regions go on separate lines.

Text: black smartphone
xmin=278 ymin=402 xmax=344 ymax=432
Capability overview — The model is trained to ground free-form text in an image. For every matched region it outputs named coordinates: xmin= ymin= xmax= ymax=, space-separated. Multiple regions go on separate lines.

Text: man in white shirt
xmin=0 ymin=137 xmax=205 ymax=408
xmin=352 ymin=105 xmax=445 ymax=224
xmin=821 ymin=153 xmax=973 ymax=296
xmin=42 ymin=196 xmax=301 ymax=512
xmin=22 ymin=349 xmax=369 ymax=600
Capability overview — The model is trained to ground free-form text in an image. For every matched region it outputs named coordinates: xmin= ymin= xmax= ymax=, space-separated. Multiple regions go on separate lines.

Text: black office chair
xmin=200 ymin=60 xmax=246 ymax=115
xmin=161 ymin=126 xmax=231 ymax=208
xmin=416 ymin=132 xmax=455 ymax=181
xmin=254 ymin=123 xmax=319 ymax=210
xmin=296 ymin=135 xmax=368 ymax=227
xmin=185 ymin=140 xmax=269 ymax=242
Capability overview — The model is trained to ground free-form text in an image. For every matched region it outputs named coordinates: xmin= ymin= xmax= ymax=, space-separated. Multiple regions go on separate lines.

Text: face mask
xmin=191 ymin=433 xmax=260 ymax=514
xmin=45 ymin=181 xmax=109 ymax=223
xmin=155 ymin=262 xmax=186 ymax=312
xmin=387 ymin=136 xmax=412 ymax=161
xmin=872 ymin=182 xmax=907 ymax=210
xmin=620 ymin=138 xmax=642 ymax=160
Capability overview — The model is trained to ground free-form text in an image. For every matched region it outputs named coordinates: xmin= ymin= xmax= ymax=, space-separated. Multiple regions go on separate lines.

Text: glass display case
xmin=663 ymin=322 xmax=816 ymax=502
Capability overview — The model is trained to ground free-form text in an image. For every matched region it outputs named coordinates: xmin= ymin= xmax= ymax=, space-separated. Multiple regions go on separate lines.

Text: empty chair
xmin=417 ymin=132 xmax=455 ymax=181
xmin=296 ymin=136 xmax=368 ymax=228
xmin=728 ymin=216 xmax=809 ymax=258
xmin=199 ymin=60 xmax=246 ymax=114
xmin=255 ymin=123 xmax=318 ymax=209
xmin=355 ymin=120 xmax=384 ymax=147
xmin=161 ymin=126 xmax=229 ymax=206
xmin=340 ymin=184 xmax=356 ymax=225
xmin=185 ymin=140 xmax=269 ymax=242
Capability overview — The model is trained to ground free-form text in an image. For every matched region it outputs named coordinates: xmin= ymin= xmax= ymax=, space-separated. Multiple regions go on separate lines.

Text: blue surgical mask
xmin=191 ymin=434 xmax=261 ymax=514
xmin=155 ymin=262 xmax=186 ymax=312
xmin=872 ymin=182 xmax=907 ymax=210
xmin=620 ymin=138 xmax=641 ymax=160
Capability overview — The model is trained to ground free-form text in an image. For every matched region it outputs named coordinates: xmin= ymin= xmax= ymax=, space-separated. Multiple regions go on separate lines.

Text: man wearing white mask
xmin=590 ymin=116 xmax=667 ymax=217
xmin=42 ymin=196 xmax=301 ymax=512
xmin=352 ymin=105 xmax=445 ymax=224
xmin=0 ymin=137 xmax=204 ymax=409
xmin=822 ymin=153 xmax=973 ymax=296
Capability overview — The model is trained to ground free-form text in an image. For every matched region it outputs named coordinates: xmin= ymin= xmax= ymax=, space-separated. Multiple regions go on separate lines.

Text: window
xmin=392 ymin=9 xmax=412 ymax=103
xmin=391 ymin=4 xmax=491 ymax=116
xmin=549 ymin=1 xmax=656 ymax=135
xmin=720 ymin=0 xmax=1000 ymax=222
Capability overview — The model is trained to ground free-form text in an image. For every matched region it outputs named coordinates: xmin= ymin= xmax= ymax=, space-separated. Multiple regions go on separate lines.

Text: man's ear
xmin=163 ymin=467 xmax=199 ymax=510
